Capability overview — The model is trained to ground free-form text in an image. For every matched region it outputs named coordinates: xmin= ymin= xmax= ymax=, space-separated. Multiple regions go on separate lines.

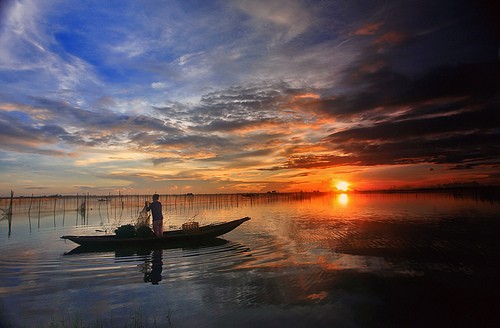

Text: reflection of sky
xmin=1 ymin=193 xmax=499 ymax=326
xmin=0 ymin=1 xmax=499 ymax=195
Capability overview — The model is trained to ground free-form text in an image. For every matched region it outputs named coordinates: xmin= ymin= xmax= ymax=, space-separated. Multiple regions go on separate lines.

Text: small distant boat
xmin=61 ymin=217 xmax=250 ymax=247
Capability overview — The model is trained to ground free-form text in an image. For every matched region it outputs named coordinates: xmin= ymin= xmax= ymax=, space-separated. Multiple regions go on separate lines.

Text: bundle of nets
xmin=115 ymin=205 xmax=154 ymax=238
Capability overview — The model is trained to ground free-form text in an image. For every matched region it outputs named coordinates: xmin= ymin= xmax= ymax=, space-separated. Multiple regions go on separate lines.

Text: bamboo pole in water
xmin=62 ymin=196 xmax=65 ymax=226
xmin=28 ymin=195 xmax=32 ymax=232
xmin=28 ymin=194 xmax=33 ymax=216
xmin=53 ymin=196 xmax=57 ymax=227
xmin=37 ymin=197 xmax=41 ymax=228
xmin=7 ymin=191 xmax=13 ymax=236
xmin=75 ymin=194 xmax=79 ymax=225
xmin=86 ymin=193 xmax=90 ymax=223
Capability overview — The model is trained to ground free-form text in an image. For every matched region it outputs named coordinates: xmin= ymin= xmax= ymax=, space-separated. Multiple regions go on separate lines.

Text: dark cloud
xmin=153 ymin=101 xmax=191 ymax=117
xmin=0 ymin=110 xmax=71 ymax=156
xmin=289 ymin=100 xmax=500 ymax=170
xmin=311 ymin=61 xmax=500 ymax=120
xmin=155 ymin=134 xmax=233 ymax=150
xmin=128 ymin=115 xmax=181 ymax=135
xmin=189 ymin=82 xmax=302 ymax=128
xmin=307 ymin=0 xmax=500 ymax=121
xmin=403 ymin=63 xmax=500 ymax=103
xmin=151 ymin=157 xmax=183 ymax=166
xmin=30 ymin=97 xmax=180 ymax=134
xmin=0 ymin=97 xmax=184 ymax=151
xmin=276 ymin=130 xmax=499 ymax=171
xmin=192 ymin=118 xmax=275 ymax=132
xmin=327 ymin=102 xmax=499 ymax=143
xmin=276 ymin=154 xmax=355 ymax=171
xmin=270 ymin=58 xmax=500 ymax=171
xmin=199 ymin=148 xmax=275 ymax=163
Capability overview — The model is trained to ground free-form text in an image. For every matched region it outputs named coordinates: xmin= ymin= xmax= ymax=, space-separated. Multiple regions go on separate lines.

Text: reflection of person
xmin=144 ymin=249 xmax=163 ymax=284
xmin=145 ymin=193 xmax=164 ymax=238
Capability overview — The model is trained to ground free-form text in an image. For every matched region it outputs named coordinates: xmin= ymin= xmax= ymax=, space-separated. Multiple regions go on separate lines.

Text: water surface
xmin=0 ymin=192 xmax=498 ymax=327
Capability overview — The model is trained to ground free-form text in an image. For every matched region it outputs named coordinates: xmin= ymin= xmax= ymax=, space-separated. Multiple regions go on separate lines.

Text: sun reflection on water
xmin=337 ymin=193 xmax=349 ymax=206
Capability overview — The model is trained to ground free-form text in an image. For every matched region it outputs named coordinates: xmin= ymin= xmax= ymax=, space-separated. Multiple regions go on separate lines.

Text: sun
xmin=334 ymin=181 xmax=350 ymax=192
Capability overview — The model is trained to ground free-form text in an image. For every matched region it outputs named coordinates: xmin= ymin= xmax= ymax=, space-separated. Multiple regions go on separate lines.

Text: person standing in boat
xmin=145 ymin=193 xmax=164 ymax=237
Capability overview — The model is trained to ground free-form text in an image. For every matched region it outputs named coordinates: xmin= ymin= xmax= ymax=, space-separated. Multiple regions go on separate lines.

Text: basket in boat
xmin=182 ymin=221 xmax=200 ymax=233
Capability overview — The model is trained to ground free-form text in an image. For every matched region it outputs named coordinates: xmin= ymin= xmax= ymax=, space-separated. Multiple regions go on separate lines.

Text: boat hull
xmin=64 ymin=237 xmax=231 ymax=255
xmin=61 ymin=217 xmax=250 ymax=247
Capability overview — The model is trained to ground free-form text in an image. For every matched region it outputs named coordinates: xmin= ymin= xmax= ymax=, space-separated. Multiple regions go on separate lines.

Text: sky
xmin=0 ymin=0 xmax=499 ymax=196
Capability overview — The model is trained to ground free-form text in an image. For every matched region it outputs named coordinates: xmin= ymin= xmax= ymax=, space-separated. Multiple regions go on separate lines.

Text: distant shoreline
xmin=1 ymin=186 xmax=499 ymax=200
xmin=354 ymin=185 xmax=500 ymax=194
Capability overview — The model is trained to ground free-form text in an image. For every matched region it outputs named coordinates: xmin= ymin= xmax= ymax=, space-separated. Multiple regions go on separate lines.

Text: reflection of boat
xmin=64 ymin=237 xmax=230 ymax=255
xmin=144 ymin=249 xmax=163 ymax=284
xmin=61 ymin=217 xmax=250 ymax=247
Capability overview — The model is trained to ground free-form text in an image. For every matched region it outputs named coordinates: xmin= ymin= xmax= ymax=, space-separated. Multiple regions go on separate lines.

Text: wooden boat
xmin=61 ymin=217 xmax=250 ymax=247
xmin=64 ymin=237 xmax=231 ymax=255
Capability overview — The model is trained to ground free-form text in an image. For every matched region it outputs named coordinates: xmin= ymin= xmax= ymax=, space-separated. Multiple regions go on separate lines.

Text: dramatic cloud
xmin=0 ymin=0 xmax=498 ymax=194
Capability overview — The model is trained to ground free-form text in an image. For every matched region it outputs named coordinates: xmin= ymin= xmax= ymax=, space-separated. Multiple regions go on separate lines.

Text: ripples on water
xmin=0 ymin=192 xmax=499 ymax=327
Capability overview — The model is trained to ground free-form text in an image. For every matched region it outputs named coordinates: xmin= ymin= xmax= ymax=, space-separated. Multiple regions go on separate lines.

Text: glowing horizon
xmin=0 ymin=0 xmax=498 ymax=196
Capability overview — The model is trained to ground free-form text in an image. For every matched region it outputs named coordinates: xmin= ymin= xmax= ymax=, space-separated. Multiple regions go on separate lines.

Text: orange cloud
xmin=292 ymin=93 xmax=320 ymax=100
xmin=353 ymin=22 xmax=383 ymax=36
xmin=375 ymin=30 xmax=408 ymax=46
xmin=306 ymin=291 xmax=328 ymax=302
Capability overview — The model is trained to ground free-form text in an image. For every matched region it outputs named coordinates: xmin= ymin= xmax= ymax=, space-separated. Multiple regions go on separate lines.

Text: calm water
xmin=0 ymin=192 xmax=499 ymax=328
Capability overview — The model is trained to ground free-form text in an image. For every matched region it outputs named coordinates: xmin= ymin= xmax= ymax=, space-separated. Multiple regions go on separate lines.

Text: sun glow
xmin=334 ymin=181 xmax=350 ymax=192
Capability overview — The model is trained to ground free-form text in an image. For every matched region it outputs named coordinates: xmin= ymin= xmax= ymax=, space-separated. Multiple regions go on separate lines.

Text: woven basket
xmin=182 ymin=221 xmax=200 ymax=233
